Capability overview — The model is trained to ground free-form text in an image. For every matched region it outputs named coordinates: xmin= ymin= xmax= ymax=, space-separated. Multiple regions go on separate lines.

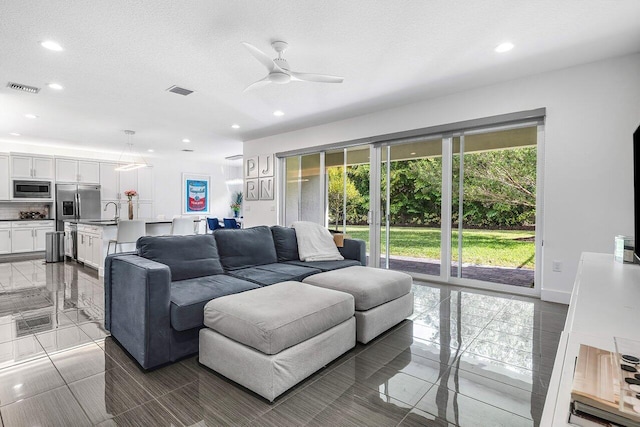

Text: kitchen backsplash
xmin=0 ymin=203 xmax=52 ymax=220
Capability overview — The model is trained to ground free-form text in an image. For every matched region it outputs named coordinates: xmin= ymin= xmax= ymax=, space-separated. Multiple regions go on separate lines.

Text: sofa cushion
xmin=170 ymin=275 xmax=260 ymax=331
xmin=227 ymin=263 xmax=321 ymax=286
xmin=302 ymin=266 xmax=412 ymax=311
xmin=203 ymin=281 xmax=354 ymax=354
xmin=137 ymin=235 xmax=223 ymax=281
xmin=284 ymin=259 xmax=361 ymax=272
xmin=214 ymin=226 xmax=278 ymax=270
xmin=270 ymin=226 xmax=299 ymax=262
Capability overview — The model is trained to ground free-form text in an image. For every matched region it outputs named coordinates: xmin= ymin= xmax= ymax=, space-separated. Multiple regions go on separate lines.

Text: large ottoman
xmin=199 ymin=281 xmax=355 ymax=401
xmin=302 ymin=266 xmax=413 ymax=344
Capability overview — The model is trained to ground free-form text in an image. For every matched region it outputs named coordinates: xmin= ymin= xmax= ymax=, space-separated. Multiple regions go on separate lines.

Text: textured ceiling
xmin=0 ymin=0 xmax=639 ymax=160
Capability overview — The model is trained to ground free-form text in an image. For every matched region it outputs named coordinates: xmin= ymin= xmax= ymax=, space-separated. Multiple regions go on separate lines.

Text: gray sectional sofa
xmin=104 ymin=225 xmax=366 ymax=370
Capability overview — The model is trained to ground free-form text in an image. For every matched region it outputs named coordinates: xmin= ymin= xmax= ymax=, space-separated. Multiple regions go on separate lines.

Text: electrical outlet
xmin=552 ymin=261 xmax=563 ymax=272
xmin=244 ymin=205 xmax=250 ymax=212
xmin=270 ymin=205 xmax=276 ymax=212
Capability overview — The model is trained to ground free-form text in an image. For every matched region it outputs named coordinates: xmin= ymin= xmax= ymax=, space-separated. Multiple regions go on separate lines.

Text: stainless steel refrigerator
xmin=55 ymin=184 xmax=101 ymax=231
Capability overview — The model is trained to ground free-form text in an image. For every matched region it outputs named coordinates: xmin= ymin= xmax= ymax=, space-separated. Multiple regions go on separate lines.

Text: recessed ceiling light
xmin=410 ymin=152 xmax=416 ymax=155
xmin=40 ymin=40 xmax=63 ymax=51
xmin=48 ymin=83 xmax=63 ymax=90
xmin=495 ymin=42 xmax=514 ymax=53
xmin=182 ymin=138 xmax=190 ymax=143
xmin=273 ymin=110 xmax=284 ymax=117
xmin=25 ymin=114 xmax=38 ymax=119
xmin=231 ymin=124 xmax=240 ymax=129
xmin=147 ymin=149 xmax=154 ymax=153
xmin=9 ymin=132 xmax=20 ymax=136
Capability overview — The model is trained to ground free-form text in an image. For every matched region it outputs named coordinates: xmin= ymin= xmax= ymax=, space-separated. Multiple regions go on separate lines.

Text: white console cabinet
xmin=541 ymin=253 xmax=640 ymax=425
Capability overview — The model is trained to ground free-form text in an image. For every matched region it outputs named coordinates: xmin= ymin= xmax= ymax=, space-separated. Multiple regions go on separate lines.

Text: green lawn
xmin=344 ymin=225 xmax=535 ymax=269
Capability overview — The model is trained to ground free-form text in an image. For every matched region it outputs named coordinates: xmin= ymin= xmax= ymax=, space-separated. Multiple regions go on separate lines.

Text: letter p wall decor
xmin=245 ymin=154 xmax=274 ymax=200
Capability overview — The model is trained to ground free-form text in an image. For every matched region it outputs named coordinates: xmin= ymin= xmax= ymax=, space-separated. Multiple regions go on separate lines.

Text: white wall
xmin=244 ymin=52 xmax=640 ymax=304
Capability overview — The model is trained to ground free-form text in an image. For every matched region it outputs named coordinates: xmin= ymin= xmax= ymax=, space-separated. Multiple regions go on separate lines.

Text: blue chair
xmin=223 ymin=218 xmax=240 ymax=229
xmin=207 ymin=217 xmax=223 ymax=232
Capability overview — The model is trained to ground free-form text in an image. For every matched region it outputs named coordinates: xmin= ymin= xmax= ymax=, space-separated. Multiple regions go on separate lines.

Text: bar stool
xmin=171 ymin=217 xmax=195 ymax=235
xmin=207 ymin=217 xmax=223 ymax=232
xmin=107 ymin=220 xmax=146 ymax=254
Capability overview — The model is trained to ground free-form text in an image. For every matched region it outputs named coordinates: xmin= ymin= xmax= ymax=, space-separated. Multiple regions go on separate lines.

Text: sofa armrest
xmin=339 ymin=239 xmax=367 ymax=266
xmin=104 ymin=252 xmax=137 ymax=331
xmin=109 ymin=255 xmax=172 ymax=369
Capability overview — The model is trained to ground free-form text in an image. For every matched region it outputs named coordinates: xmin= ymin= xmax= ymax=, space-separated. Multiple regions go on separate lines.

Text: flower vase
xmin=234 ymin=210 xmax=239 ymax=218
xmin=128 ymin=200 xmax=134 ymax=220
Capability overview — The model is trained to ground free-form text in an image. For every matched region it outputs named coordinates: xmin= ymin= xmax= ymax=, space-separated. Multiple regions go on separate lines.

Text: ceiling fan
xmin=242 ymin=41 xmax=344 ymax=91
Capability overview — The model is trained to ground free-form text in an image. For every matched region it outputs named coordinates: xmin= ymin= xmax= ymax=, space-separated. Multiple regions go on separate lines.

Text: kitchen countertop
xmin=64 ymin=218 xmax=200 ymax=226
xmin=0 ymin=218 xmax=54 ymax=222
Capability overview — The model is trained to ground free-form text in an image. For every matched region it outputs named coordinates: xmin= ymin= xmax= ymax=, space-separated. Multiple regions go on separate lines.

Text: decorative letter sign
xmin=246 ymin=157 xmax=258 ymax=178
xmin=259 ymin=155 xmax=273 ymax=178
xmin=259 ymin=177 xmax=274 ymax=200
xmin=246 ymin=179 xmax=258 ymax=200
xmin=245 ymin=154 xmax=275 ymax=200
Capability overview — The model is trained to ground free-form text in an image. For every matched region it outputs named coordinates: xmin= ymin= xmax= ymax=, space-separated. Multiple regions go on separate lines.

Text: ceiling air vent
xmin=225 ymin=154 xmax=243 ymax=161
xmin=166 ymin=85 xmax=194 ymax=96
xmin=7 ymin=82 xmax=40 ymax=94
xmin=181 ymin=149 xmax=194 ymax=152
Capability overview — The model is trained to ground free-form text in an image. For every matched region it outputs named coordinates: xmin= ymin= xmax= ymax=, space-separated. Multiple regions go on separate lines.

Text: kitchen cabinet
xmin=0 ymin=224 xmax=10 ymax=254
xmin=64 ymin=223 xmax=74 ymax=258
xmin=11 ymin=155 xmax=53 ymax=179
xmin=137 ymin=167 xmax=153 ymax=201
xmin=137 ymin=202 xmax=153 ymax=219
xmin=100 ymin=162 xmax=119 ymax=200
xmin=55 ymin=158 xmax=99 ymax=183
xmin=9 ymin=221 xmax=55 ymax=253
xmin=77 ymin=225 xmax=102 ymax=269
xmin=118 ymin=168 xmax=137 ymax=199
xmin=0 ymin=155 xmax=9 ymax=200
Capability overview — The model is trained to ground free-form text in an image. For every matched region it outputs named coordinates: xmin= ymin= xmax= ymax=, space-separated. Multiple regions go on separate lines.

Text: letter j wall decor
xmin=182 ymin=173 xmax=210 ymax=214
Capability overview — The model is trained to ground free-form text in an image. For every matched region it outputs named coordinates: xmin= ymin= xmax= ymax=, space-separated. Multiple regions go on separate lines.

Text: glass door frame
xmin=276 ymin=110 xmax=545 ymax=298
xmin=369 ymin=122 xmax=545 ymax=298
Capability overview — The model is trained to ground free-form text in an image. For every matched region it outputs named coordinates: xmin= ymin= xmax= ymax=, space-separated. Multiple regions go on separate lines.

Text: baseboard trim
xmin=541 ymin=288 xmax=571 ymax=304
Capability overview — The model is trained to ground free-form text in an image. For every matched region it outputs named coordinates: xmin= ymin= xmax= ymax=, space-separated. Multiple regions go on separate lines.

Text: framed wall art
xmin=182 ymin=173 xmax=210 ymax=214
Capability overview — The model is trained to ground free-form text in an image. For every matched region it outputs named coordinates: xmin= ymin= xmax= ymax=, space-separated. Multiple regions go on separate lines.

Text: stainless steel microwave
xmin=13 ymin=180 xmax=52 ymax=198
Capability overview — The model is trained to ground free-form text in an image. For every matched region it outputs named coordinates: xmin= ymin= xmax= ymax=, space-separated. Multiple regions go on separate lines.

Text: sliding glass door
xmin=451 ymin=126 xmax=537 ymax=288
xmin=378 ymin=137 xmax=443 ymax=276
xmin=279 ymin=113 xmax=543 ymax=294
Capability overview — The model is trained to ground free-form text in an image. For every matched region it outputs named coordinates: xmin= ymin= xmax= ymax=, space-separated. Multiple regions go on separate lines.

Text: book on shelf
xmin=570 ymin=344 xmax=640 ymax=427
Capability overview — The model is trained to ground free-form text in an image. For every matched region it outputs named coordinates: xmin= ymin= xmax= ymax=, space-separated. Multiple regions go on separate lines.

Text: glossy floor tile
xmin=0 ymin=257 xmax=568 ymax=426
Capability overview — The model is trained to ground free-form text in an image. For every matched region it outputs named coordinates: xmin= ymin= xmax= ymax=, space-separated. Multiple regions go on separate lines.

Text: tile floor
xmin=0 ymin=257 xmax=567 ymax=426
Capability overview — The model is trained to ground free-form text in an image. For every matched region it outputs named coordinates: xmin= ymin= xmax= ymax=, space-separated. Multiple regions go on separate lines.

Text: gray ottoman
xmin=199 ymin=281 xmax=355 ymax=401
xmin=302 ymin=266 xmax=414 ymax=344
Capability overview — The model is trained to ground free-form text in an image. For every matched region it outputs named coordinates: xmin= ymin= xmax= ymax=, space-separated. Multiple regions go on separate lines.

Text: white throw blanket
xmin=292 ymin=221 xmax=344 ymax=262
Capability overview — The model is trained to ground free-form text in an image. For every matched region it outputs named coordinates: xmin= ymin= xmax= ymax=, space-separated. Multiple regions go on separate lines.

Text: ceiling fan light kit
xmin=242 ymin=40 xmax=344 ymax=91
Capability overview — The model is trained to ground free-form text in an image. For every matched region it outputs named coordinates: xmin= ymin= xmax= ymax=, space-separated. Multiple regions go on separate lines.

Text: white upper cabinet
xmin=56 ymin=158 xmax=99 ymax=183
xmin=118 ymin=168 xmax=137 ymax=198
xmin=137 ymin=167 xmax=153 ymax=201
xmin=100 ymin=162 xmax=119 ymax=200
xmin=0 ymin=155 xmax=9 ymax=200
xmin=11 ymin=155 xmax=53 ymax=179
xmin=77 ymin=161 xmax=100 ymax=183
xmin=55 ymin=158 xmax=77 ymax=182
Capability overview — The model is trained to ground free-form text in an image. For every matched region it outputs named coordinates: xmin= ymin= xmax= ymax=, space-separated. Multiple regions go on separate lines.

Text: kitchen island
xmin=64 ymin=218 xmax=200 ymax=276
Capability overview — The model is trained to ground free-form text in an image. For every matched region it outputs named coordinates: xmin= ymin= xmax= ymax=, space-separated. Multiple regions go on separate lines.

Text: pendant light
xmin=115 ymin=130 xmax=149 ymax=171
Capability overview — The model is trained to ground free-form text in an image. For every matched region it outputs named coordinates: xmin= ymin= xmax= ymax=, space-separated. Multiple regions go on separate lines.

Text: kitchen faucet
xmin=104 ymin=201 xmax=119 ymax=221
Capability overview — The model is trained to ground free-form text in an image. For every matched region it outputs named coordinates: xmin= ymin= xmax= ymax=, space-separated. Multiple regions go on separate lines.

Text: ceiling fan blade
xmin=243 ymin=76 xmax=272 ymax=92
xmin=290 ymin=71 xmax=344 ymax=83
xmin=241 ymin=42 xmax=282 ymax=73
